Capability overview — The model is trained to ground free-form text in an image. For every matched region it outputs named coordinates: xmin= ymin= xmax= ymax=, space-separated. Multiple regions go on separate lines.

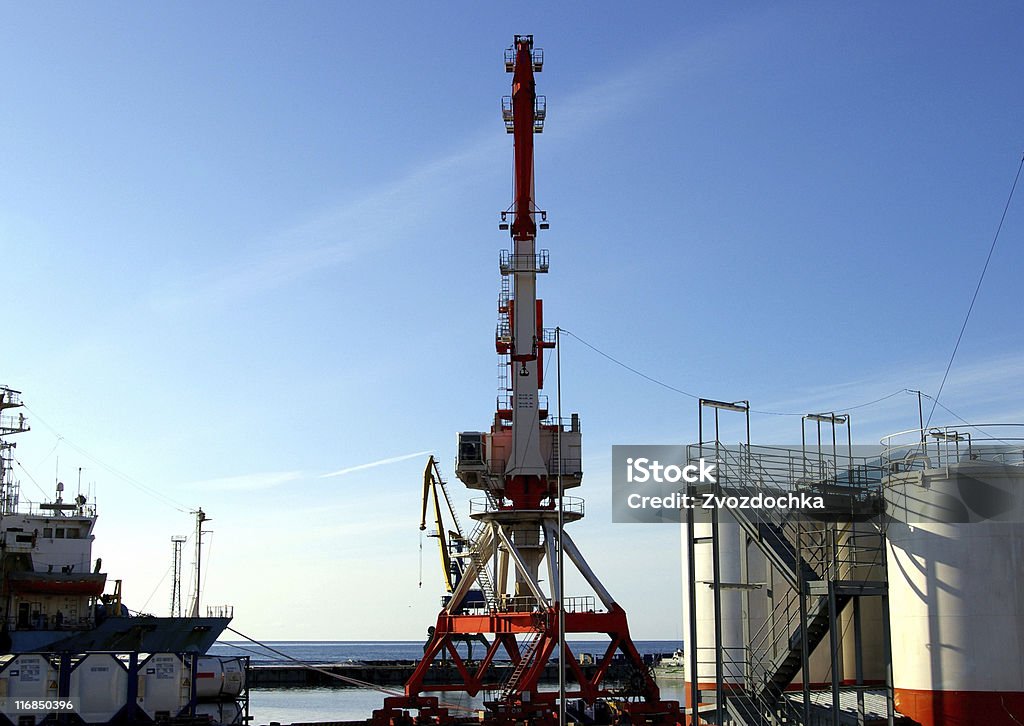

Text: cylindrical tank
xmin=839 ymin=523 xmax=887 ymax=685
xmin=68 ymin=653 xmax=129 ymax=724
xmin=681 ymin=520 xmax=745 ymax=704
xmin=196 ymin=656 xmax=246 ymax=699
xmin=885 ymin=459 xmax=1024 ymax=726
xmin=136 ymin=653 xmax=190 ymax=720
xmin=0 ymin=654 xmax=58 ymax=701
xmin=195 ymin=700 xmax=243 ymax=725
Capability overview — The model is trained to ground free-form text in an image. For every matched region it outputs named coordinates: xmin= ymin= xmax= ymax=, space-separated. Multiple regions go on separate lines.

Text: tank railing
xmin=827 ymin=523 xmax=885 ymax=583
xmin=695 ymin=443 xmax=845 ymax=582
xmin=693 ymin=441 xmax=883 ymax=497
xmin=692 ymin=645 xmax=806 ymax=726
xmin=748 ymin=587 xmax=802 ymax=669
xmin=881 ymin=423 xmax=1024 ymax=471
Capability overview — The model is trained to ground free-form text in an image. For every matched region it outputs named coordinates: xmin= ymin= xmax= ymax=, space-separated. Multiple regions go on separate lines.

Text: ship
xmin=0 ymin=385 xmax=230 ymax=654
xmin=652 ymin=649 xmax=685 ymax=681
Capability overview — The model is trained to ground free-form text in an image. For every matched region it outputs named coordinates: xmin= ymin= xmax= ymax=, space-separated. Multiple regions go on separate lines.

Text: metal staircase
xmin=466 ymin=519 xmax=499 ymax=609
xmin=688 ymin=439 xmax=887 ymax=726
xmin=500 ymin=628 xmax=544 ymax=701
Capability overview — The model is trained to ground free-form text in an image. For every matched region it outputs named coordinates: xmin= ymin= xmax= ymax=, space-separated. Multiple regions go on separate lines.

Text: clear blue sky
xmin=2 ymin=2 xmax=1022 ymax=640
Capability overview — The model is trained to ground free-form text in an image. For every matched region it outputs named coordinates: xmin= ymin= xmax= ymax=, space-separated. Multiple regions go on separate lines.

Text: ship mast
xmin=0 ymin=387 xmax=30 ymax=515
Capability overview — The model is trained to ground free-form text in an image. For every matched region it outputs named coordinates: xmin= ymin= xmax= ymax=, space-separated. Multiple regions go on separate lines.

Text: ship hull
xmin=8 ymin=616 xmax=230 ymax=653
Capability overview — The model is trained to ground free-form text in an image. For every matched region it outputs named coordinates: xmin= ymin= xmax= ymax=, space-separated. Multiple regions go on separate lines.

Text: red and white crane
xmin=374 ymin=36 xmax=681 ymax=726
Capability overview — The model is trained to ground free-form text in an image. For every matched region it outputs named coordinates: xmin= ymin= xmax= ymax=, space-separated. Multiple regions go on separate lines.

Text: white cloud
xmin=183 ymin=470 xmax=304 ymax=492
xmin=319 ymin=450 xmax=431 ymax=479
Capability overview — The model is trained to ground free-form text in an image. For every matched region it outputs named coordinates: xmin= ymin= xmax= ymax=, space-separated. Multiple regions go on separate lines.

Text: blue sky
xmin=1 ymin=2 xmax=1022 ymax=641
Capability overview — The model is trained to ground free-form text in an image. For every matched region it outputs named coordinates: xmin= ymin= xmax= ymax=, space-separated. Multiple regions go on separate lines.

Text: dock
xmin=248 ymin=659 xmax=638 ymax=688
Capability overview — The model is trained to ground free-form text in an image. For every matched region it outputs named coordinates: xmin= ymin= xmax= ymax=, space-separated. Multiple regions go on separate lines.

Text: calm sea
xmin=208 ymin=640 xmax=684 ymax=725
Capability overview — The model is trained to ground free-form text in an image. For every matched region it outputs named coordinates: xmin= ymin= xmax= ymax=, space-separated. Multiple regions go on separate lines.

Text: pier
xmin=248 ymin=659 xmax=639 ymax=688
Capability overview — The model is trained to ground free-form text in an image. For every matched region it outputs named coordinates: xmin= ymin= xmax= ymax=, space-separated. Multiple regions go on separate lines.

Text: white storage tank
xmin=68 ymin=653 xmax=129 ymax=724
xmin=883 ymin=428 xmax=1024 ymax=726
xmin=0 ymin=654 xmax=58 ymax=703
xmin=195 ymin=700 xmax=243 ymax=725
xmin=681 ymin=520 xmax=745 ymax=706
xmin=196 ymin=656 xmax=245 ymax=699
xmin=136 ymin=653 xmax=190 ymax=720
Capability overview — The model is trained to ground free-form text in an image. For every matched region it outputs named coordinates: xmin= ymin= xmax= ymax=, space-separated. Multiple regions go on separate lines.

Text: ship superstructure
xmin=0 ymin=385 xmax=229 ymax=654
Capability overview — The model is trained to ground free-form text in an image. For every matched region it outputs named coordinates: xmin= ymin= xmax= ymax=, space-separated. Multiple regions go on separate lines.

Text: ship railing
xmin=0 ymin=388 xmax=23 ymax=406
xmin=0 ymin=413 xmax=30 ymax=433
xmin=16 ymin=499 xmax=97 ymax=518
xmin=206 ymin=604 xmax=234 ymax=618
xmin=6 ymin=614 xmax=95 ymax=632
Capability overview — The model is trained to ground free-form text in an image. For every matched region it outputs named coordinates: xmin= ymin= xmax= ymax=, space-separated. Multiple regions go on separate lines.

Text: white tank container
xmin=68 ymin=653 xmax=129 ymax=724
xmin=195 ymin=700 xmax=242 ymax=725
xmin=0 ymin=654 xmax=58 ymax=701
xmin=196 ymin=656 xmax=245 ymax=699
xmin=885 ymin=460 xmax=1024 ymax=726
xmin=681 ymin=520 xmax=745 ymax=704
xmin=682 ymin=515 xmax=838 ymax=703
xmin=136 ymin=653 xmax=189 ymax=720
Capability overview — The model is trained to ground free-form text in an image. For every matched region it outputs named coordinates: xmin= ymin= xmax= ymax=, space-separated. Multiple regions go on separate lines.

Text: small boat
xmin=653 ymin=648 xmax=686 ymax=680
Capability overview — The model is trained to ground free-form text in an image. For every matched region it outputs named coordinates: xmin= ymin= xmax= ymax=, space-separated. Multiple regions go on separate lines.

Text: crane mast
xmin=375 ymin=37 xmax=681 ymax=726
xmin=506 ymin=34 xmax=548 ymax=490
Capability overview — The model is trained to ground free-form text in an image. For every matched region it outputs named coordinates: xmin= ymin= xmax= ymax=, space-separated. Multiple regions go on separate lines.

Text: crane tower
xmin=375 ymin=37 xmax=681 ymax=726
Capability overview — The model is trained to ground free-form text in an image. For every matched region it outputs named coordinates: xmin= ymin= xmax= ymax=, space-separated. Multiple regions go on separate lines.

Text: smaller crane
xmin=419 ymin=456 xmax=486 ymax=611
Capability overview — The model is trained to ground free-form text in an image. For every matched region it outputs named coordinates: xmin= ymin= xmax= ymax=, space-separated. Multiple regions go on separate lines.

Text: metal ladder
xmin=467 ymin=519 xmax=499 ymax=609
xmin=500 ymin=628 xmax=544 ymax=701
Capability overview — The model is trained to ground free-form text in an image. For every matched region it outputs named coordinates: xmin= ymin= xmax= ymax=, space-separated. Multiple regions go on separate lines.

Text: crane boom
xmin=510 ymin=37 xmax=537 ymax=242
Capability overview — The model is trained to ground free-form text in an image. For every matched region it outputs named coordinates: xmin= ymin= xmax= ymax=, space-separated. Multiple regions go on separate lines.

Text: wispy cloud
xmin=319 ymin=450 xmax=431 ymax=479
xmin=150 ymin=26 xmax=744 ymax=313
xmin=743 ymin=349 xmax=1024 ymax=443
xmin=150 ymin=130 xmax=502 ymax=312
xmin=183 ymin=470 xmax=304 ymax=492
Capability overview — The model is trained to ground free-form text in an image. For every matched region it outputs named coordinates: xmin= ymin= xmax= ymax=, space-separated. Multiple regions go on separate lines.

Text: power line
xmin=223 ymin=626 xmax=477 ymax=712
xmin=560 ymin=328 xmax=907 ymax=417
xmin=22 ymin=405 xmax=189 ymax=512
xmin=924 ymin=153 xmax=1024 ymax=429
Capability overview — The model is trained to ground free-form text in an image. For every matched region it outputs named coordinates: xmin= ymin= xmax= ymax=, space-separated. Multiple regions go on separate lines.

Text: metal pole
xmin=556 ymin=327 xmax=565 ymax=726
xmin=689 ymin=401 xmax=703 ymax=726
xmin=854 ymin=596 xmax=865 ymax=726
xmin=913 ymin=390 xmax=925 ymax=452
xmin=798 ymin=523 xmax=811 ymax=725
xmin=829 ymin=531 xmax=841 ymax=724
xmin=712 ymin=409 xmax=724 ymax=724
xmin=880 ymin=538 xmax=895 ymax=726
xmin=191 ymin=509 xmax=207 ymax=618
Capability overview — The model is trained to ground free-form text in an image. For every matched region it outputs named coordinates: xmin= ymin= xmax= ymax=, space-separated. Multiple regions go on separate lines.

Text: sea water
xmin=208 ymin=641 xmax=685 ymax=724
